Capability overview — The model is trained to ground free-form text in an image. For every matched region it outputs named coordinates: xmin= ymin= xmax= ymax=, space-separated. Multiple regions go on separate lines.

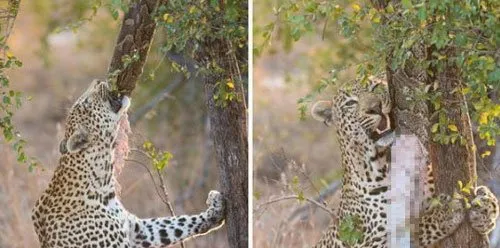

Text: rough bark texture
xmin=427 ymin=53 xmax=488 ymax=248
xmin=108 ymin=0 xmax=165 ymax=95
xmin=387 ymin=45 xmax=488 ymax=248
xmin=205 ymin=79 xmax=248 ymax=248
xmin=194 ymin=16 xmax=248 ymax=244
xmin=202 ymin=41 xmax=248 ymax=247
xmin=371 ymin=0 xmax=489 ymax=247
xmin=192 ymin=2 xmax=248 ymax=246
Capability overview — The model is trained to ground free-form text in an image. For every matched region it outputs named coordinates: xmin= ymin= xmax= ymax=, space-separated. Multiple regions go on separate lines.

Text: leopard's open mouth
xmin=376 ymin=113 xmax=391 ymax=134
xmin=109 ymin=92 xmax=124 ymax=113
xmin=370 ymin=113 xmax=393 ymax=144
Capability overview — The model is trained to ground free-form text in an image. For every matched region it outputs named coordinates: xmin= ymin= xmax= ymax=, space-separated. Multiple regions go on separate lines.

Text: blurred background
xmin=0 ymin=1 xmax=227 ymax=247
xmin=252 ymin=1 xmax=500 ymax=248
xmin=253 ymin=1 xmax=360 ymax=247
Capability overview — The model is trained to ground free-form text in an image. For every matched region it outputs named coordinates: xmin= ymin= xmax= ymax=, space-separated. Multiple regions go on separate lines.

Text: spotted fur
xmin=32 ymin=80 xmax=225 ymax=248
xmin=311 ymin=78 xmax=498 ymax=248
xmin=469 ymin=186 xmax=499 ymax=235
xmin=311 ymin=79 xmax=393 ymax=248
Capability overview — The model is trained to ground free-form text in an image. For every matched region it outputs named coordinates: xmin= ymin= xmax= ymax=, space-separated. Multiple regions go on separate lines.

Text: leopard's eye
xmin=344 ymin=99 xmax=358 ymax=106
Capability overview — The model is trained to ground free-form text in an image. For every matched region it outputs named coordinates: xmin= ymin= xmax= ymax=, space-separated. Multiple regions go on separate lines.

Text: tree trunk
xmin=199 ymin=38 xmax=248 ymax=248
xmin=387 ymin=44 xmax=488 ymax=248
xmin=427 ymin=50 xmax=488 ymax=248
xmin=108 ymin=0 xmax=166 ymax=95
xmin=370 ymin=1 xmax=489 ymax=247
xmin=205 ymin=77 xmax=248 ymax=248
xmin=189 ymin=1 xmax=248 ymax=246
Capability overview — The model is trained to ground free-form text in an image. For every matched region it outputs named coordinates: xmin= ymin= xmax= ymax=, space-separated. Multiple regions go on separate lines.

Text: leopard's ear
xmin=64 ymin=127 xmax=90 ymax=153
xmin=311 ymin=100 xmax=334 ymax=126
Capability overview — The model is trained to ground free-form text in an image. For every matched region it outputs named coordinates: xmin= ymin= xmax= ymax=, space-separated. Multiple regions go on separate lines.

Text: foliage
xmin=143 ymin=141 xmax=173 ymax=171
xmin=338 ymin=214 xmax=364 ymax=246
xmin=157 ymin=0 xmax=246 ymax=64
xmin=156 ymin=0 xmax=248 ymax=107
xmin=213 ymin=78 xmax=239 ymax=107
xmin=0 ymin=2 xmax=38 ymax=171
xmin=259 ymin=0 xmax=500 ymax=146
xmin=35 ymin=0 xmax=131 ymax=32
xmin=455 ymin=179 xmax=476 ymax=209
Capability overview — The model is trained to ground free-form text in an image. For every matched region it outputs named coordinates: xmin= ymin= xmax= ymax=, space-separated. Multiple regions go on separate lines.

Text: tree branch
xmin=108 ymin=0 xmax=167 ymax=95
xmin=255 ymin=195 xmax=335 ymax=217
xmin=287 ymin=181 xmax=341 ymax=222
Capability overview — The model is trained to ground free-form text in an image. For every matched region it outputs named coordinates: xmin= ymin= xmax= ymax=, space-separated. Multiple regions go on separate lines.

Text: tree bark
xmin=205 ymin=77 xmax=248 ymax=248
xmin=370 ymin=1 xmax=489 ymax=247
xmin=427 ymin=50 xmax=488 ymax=248
xmin=191 ymin=9 xmax=248 ymax=243
xmin=200 ymin=39 xmax=248 ymax=247
xmin=108 ymin=0 xmax=166 ymax=95
xmin=386 ymin=40 xmax=488 ymax=248
xmin=189 ymin=1 xmax=248 ymax=246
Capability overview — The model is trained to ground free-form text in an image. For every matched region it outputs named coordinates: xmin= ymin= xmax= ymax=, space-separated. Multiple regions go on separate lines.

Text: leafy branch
xmin=0 ymin=0 xmax=39 ymax=171
xmin=260 ymin=0 xmax=500 ymax=147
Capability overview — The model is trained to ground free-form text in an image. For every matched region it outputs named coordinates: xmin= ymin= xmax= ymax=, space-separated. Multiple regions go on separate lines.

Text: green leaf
xmin=431 ymin=123 xmax=439 ymax=133
xmin=3 ymin=96 xmax=11 ymax=104
xmin=488 ymin=68 xmax=500 ymax=83
xmin=17 ymin=152 xmax=27 ymax=162
xmin=111 ymin=9 xmax=119 ymax=20
xmin=338 ymin=215 xmax=364 ymax=245
xmin=253 ymin=191 xmax=261 ymax=200
xmin=386 ymin=3 xmax=395 ymax=13
xmin=418 ymin=5 xmax=426 ymax=21
xmin=448 ymin=124 xmax=458 ymax=132
xmin=402 ymin=0 xmax=413 ymax=9
xmin=297 ymin=191 xmax=305 ymax=202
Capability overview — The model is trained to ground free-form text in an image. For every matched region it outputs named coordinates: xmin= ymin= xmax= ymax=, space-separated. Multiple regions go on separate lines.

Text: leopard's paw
xmin=419 ymin=194 xmax=465 ymax=247
xmin=205 ymin=190 xmax=225 ymax=226
xmin=469 ymin=186 xmax=499 ymax=234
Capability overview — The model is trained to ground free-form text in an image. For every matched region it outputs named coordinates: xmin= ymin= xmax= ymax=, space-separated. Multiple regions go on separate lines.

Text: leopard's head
xmin=60 ymin=80 xmax=130 ymax=154
xmin=311 ymin=77 xmax=393 ymax=147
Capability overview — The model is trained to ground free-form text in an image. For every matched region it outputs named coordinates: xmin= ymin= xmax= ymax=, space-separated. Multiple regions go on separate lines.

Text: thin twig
xmin=226 ymin=40 xmax=247 ymax=110
xmin=255 ymin=195 xmax=335 ymax=217
xmin=288 ymin=180 xmax=341 ymax=222
xmin=156 ymin=168 xmax=177 ymax=217
xmin=125 ymin=158 xmax=167 ymax=203
xmin=125 ymin=157 xmax=186 ymax=248
xmin=154 ymin=170 xmax=185 ymax=248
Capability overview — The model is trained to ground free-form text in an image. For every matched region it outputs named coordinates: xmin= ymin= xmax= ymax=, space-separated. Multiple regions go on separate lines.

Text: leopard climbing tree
xmin=376 ymin=0 xmax=494 ymax=246
xmin=4 ymin=0 xmax=247 ymax=247
xmin=258 ymin=0 xmax=500 ymax=247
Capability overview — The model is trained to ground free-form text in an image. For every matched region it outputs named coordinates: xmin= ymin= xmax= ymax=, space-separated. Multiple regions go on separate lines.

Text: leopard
xmin=310 ymin=77 xmax=499 ymax=248
xmin=32 ymin=80 xmax=225 ymax=248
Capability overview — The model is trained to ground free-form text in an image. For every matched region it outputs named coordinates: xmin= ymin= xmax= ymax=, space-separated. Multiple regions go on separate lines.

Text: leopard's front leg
xmin=418 ymin=194 xmax=466 ymax=247
xmin=130 ymin=190 xmax=225 ymax=247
